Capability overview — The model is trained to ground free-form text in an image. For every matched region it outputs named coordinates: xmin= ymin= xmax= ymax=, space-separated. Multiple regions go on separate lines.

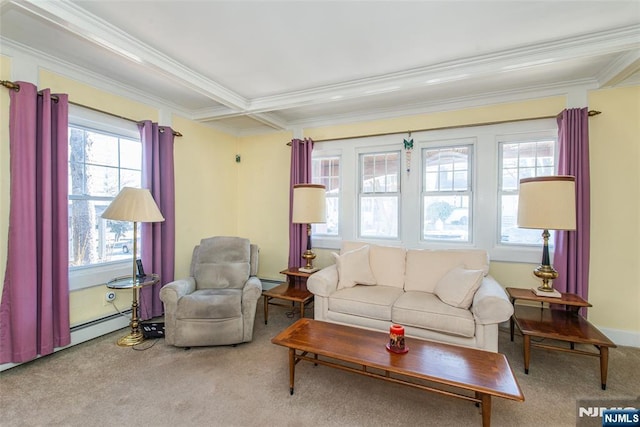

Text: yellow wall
xmin=172 ymin=115 xmax=240 ymax=279
xmin=237 ymin=131 xmax=293 ymax=280
xmin=587 ymin=86 xmax=640 ymax=332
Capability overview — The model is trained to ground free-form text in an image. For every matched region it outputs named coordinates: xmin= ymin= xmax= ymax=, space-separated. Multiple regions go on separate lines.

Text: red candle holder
xmin=386 ymin=324 xmax=408 ymax=354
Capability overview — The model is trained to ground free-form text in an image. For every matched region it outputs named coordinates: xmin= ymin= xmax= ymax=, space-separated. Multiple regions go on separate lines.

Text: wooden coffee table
xmin=272 ymin=319 xmax=524 ymax=427
xmin=506 ymin=287 xmax=616 ymax=390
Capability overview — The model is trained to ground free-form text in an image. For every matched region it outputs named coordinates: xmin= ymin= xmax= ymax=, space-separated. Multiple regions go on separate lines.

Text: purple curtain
xmin=138 ymin=121 xmax=175 ymax=320
xmin=288 ymin=138 xmax=314 ymax=268
xmin=0 ymin=82 xmax=70 ymax=363
xmin=554 ymin=108 xmax=590 ymax=307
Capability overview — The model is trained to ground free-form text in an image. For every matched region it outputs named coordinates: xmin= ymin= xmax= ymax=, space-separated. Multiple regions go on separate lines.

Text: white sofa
xmin=307 ymin=241 xmax=513 ymax=352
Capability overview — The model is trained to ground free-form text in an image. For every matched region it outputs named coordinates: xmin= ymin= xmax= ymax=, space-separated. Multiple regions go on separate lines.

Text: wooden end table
xmin=262 ymin=268 xmax=314 ymax=324
xmin=506 ymin=287 xmax=616 ymax=390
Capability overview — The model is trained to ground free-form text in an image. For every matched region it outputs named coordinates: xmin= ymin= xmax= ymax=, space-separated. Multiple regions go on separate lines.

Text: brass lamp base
xmin=301 ymin=249 xmax=317 ymax=272
xmin=533 ymin=264 xmax=559 ymax=292
xmin=117 ymin=331 xmax=145 ymax=347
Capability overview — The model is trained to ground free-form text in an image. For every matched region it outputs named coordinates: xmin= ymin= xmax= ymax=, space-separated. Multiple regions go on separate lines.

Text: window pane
xmin=68 ymin=124 xmax=142 ymax=269
xmin=360 ymin=196 xmax=398 ymax=238
xmin=120 ymin=138 xmax=142 ymax=169
xmin=312 ymin=156 xmax=340 ymax=236
xmin=423 ymin=195 xmax=469 ymax=241
xmin=422 ymin=145 xmax=472 ymax=242
xmin=361 ymin=152 xmax=399 ymax=193
xmin=499 ymin=139 xmax=556 ymax=245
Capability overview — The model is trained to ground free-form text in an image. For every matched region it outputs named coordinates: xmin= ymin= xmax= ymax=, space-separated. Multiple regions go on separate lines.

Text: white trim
xmin=0 ymin=314 xmax=130 ymax=372
xmin=598 ymin=327 xmax=640 ymax=348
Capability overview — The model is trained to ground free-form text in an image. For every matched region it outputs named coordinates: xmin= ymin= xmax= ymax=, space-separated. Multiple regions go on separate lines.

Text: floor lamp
xmin=517 ymin=176 xmax=576 ymax=296
xmin=102 ymin=187 xmax=165 ymax=346
xmin=292 ymin=184 xmax=326 ymax=273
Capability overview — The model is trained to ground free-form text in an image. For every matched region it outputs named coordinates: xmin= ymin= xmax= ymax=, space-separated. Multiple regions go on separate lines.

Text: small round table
xmin=107 ymin=274 xmax=159 ymax=346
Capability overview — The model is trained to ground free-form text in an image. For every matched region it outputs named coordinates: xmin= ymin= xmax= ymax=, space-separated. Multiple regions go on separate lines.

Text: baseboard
xmin=598 ymin=327 xmax=640 ymax=348
xmin=0 ymin=313 xmax=130 ymax=372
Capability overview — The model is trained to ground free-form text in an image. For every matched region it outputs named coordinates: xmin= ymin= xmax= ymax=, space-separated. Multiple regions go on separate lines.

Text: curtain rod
xmin=1 ymin=79 xmax=183 ymax=137
xmin=287 ymin=109 xmax=602 ymax=144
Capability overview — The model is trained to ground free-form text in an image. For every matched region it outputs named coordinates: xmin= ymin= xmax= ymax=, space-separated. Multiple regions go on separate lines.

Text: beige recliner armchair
xmin=160 ymin=236 xmax=262 ymax=347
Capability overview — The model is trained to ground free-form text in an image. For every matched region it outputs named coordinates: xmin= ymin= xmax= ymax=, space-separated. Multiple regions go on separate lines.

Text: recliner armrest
xmin=471 ymin=275 xmax=514 ymax=325
xmin=242 ymin=276 xmax=262 ymax=302
xmin=159 ymin=277 xmax=196 ymax=306
xmin=307 ymin=265 xmax=338 ymax=297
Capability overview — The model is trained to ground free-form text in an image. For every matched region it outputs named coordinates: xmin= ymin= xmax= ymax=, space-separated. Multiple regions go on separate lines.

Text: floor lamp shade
xmin=517 ymin=176 xmax=576 ymax=294
xmin=292 ymin=184 xmax=326 ymax=272
xmin=102 ymin=187 xmax=165 ymax=223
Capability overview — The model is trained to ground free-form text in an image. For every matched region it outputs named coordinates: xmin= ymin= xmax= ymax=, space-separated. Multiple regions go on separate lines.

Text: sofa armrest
xmin=159 ymin=277 xmax=196 ymax=306
xmin=242 ymin=276 xmax=262 ymax=302
xmin=307 ymin=264 xmax=338 ymax=297
xmin=471 ymin=275 xmax=514 ymax=325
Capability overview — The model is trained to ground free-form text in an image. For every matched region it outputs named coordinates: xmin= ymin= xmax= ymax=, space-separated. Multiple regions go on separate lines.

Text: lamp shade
xmin=102 ymin=187 xmax=165 ymax=223
xmin=517 ymin=176 xmax=576 ymax=230
xmin=292 ymin=184 xmax=326 ymax=224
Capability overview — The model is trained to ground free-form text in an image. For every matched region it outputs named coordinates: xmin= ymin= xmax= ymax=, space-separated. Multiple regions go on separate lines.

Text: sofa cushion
xmin=392 ymin=291 xmax=475 ymax=338
xmin=333 ymin=245 xmax=377 ymax=289
xmin=404 ymin=249 xmax=489 ymax=293
xmin=434 ymin=266 xmax=483 ymax=309
xmin=341 ymin=241 xmax=406 ymax=289
xmin=329 ymin=285 xmax=403 ymax=321
xmin=176 ymin=289 xmax=242 ymax=319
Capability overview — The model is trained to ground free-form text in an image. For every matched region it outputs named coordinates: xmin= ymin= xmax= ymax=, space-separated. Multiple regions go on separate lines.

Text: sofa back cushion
xmin=341 ymin=241 xmax=406 ymax=289
xmin=404 ymin=249 xmax=489 ymax=293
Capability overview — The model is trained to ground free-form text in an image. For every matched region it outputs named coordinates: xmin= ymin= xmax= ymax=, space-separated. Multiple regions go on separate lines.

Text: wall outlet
xmin=105 ymin=291 xmax=116 ymax=304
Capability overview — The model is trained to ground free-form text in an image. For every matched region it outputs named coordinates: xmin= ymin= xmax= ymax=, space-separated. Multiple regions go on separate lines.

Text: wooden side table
xmin=506 ymin=287 xmax=616 ymax=390
xmin=262 ymin=268 xmax=314 ymax=325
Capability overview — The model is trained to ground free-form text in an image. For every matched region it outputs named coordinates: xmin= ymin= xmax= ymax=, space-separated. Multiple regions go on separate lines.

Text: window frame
xmin=68 ymin=105 xmax=142 ymax=291
xmin=312 ymin=119 xmax=557 ymax=264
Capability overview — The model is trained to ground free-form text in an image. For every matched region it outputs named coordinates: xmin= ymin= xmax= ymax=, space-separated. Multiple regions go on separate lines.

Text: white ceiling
xmin=1 ymin=0 xmax=639 ymax=135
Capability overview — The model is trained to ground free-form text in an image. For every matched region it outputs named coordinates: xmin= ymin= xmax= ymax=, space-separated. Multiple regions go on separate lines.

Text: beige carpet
xmin=1 ymin=300 xmax=639 ymax=427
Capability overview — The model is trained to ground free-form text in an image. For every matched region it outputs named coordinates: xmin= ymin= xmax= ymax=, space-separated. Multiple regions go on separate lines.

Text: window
xmin=67 ymin=105 xmax=142 ymax=290
xmin=359 ymin=151 xmax=400 ymax=239
xmin=422 ymin=145 xmax=472 ymax=242
xmin=499 ymin=139 xmax=556 ymax=245
xmin=312 ymin=156 xmax=340 ymax=236
xmin=68 ymin=126 xmax=142 ymax=268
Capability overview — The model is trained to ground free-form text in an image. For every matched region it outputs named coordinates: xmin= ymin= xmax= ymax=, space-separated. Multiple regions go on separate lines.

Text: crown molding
xmin=247 ymin=25 xmax=640 ymax=114
xmin=287 ymin=79 xmax=599 ymax=130
xmin=9 ymin=0 xmax=249 ymax=110
xmin=596 ymin=50 xmax=640 ymax=87
xmin=0 ymin=37 xmax=193 ymax=121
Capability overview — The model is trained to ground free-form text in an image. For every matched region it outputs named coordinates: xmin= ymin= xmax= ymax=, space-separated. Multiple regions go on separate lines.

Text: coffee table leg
xmin=480 ymin=393 xmax=491 ymax=427
xmin=289 ymin=348 xmax=296 ymax=395
xmin=300 ymin=302 xmax=305 ymax=319
xmin=600 ymin=346 xmax=609 ymax=390
xmin=523 ymin=334 xmax=531 ymax=374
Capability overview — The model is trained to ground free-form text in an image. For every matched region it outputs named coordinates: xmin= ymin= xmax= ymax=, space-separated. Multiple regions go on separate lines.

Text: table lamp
xmin=517 ymin=176 xmax=576 ymax=296
xmin=102 ymin=187 xmax=165 ymax=346
xmin=292 ymin=184 xmax=326 ymax=273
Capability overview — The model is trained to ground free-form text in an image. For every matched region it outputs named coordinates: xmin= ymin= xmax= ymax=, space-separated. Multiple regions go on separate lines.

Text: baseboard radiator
xmin=0 ymin=311 xmax=131 ymax=372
